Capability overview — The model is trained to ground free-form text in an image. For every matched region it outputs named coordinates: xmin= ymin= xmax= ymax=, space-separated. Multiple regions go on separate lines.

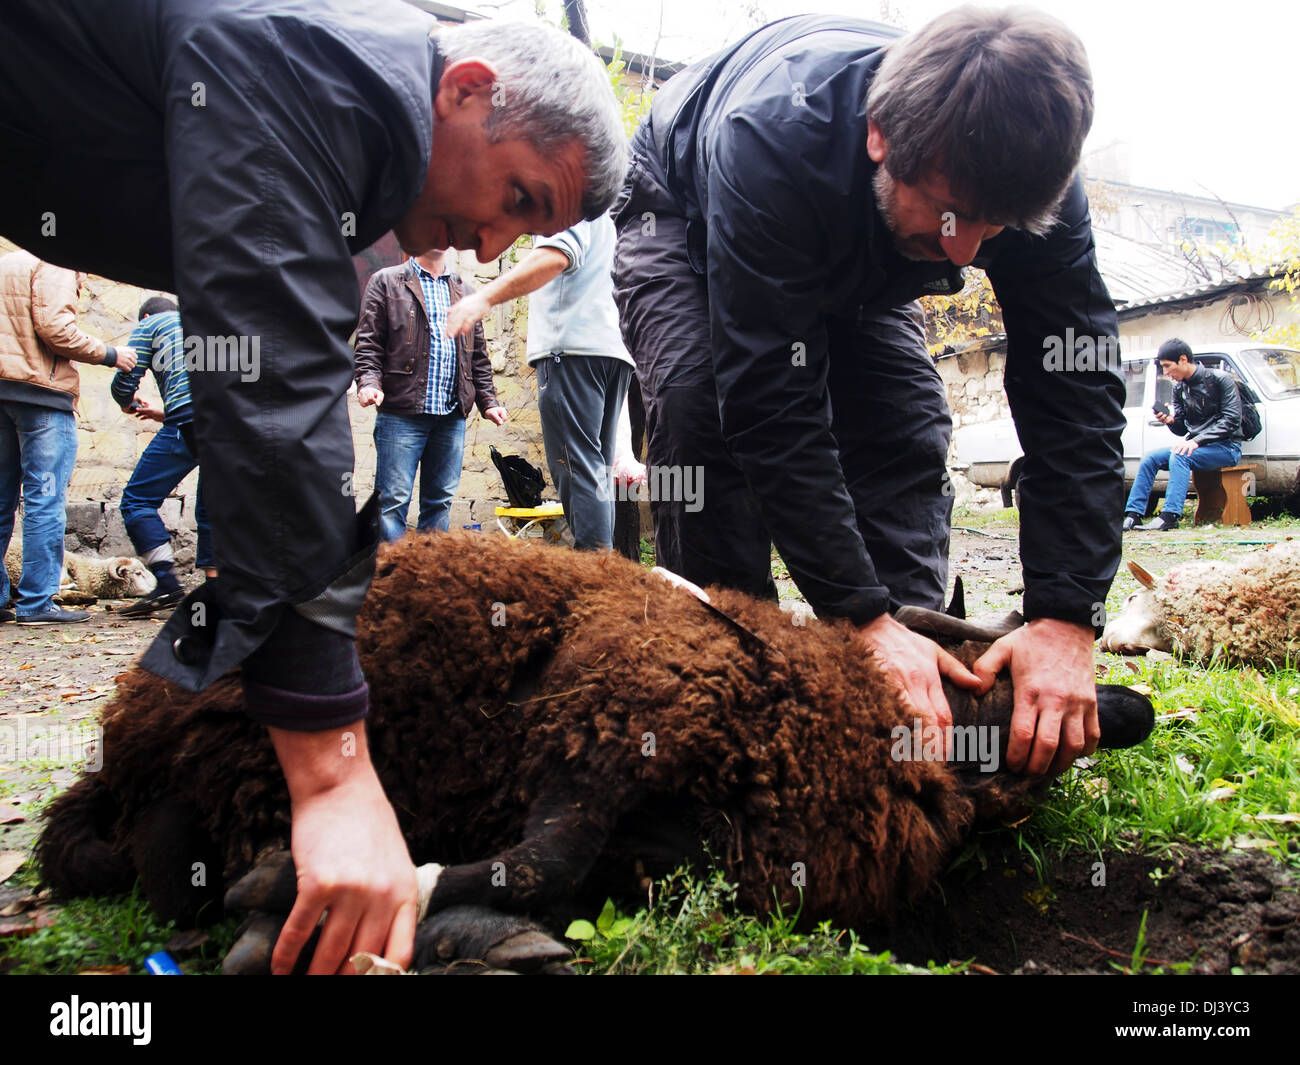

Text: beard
xmin=873 ymin=167 xmax=945 ymax=262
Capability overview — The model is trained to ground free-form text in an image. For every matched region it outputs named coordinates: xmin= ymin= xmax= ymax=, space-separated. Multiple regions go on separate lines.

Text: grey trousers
xmin=536 ymin=354 xmax=634 ymax=551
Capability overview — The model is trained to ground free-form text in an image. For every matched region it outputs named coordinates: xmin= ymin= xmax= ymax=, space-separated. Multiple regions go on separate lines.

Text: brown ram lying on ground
xmin=38 ymin=532 xmax=1153 ymax=972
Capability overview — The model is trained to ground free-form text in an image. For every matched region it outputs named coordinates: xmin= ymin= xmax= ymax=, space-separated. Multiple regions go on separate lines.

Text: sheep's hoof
xmin=1096 ymin=685 xmax=1156 ymax=749
xmin=414 ymin=905 xmax=573 ymax=975
xmin=222 ymin=913 xmax=287 ymax=975
xmin=223 ymin=849 xmax=297 ymax=914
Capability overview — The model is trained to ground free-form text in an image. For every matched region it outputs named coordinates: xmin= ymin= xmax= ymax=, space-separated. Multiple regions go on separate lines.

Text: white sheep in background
xmin=4 ymin=539 xmax=155 ymax=604
xmin=1101 ymin=541 xmax=1300 ymax=669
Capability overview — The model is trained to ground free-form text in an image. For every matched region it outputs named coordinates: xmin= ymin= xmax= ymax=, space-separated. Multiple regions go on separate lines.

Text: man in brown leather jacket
xmin=0 ymin=249 xmax=137 ymax=624
xmin=354 ymin=250 xmax=505 ymax=539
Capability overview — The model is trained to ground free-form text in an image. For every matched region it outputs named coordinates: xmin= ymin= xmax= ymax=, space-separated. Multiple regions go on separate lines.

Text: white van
xmin=955 ymin=343 xmax=1300 ymax=505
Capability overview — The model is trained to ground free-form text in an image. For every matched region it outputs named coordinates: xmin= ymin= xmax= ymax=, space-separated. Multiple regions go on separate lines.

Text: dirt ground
xmin=866 ymin=844 xmax=1300 ymax=974
xmin=2 ymin=514 xmax=1297 ymax=969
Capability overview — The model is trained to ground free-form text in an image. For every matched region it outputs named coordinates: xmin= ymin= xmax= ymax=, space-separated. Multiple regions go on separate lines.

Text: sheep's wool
xmin=1156 ymin=541 xmax=1300 ymax=668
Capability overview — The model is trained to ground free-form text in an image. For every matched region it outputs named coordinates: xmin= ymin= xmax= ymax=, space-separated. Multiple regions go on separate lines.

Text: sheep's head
xmin=896 ymin=600 xmax=1156 ymax=775
xmin=109 ymin=558 xmax=157 ymax=598
xmin=1099 ymin=561 xmax=1171 ymax=656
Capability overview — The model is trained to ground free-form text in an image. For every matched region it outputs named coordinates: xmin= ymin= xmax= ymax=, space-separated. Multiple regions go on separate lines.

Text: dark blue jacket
xmin=638 ymin=14 xmax=1125 ymax=631
xmin=0 ymin=0 xmax=438 ymax=716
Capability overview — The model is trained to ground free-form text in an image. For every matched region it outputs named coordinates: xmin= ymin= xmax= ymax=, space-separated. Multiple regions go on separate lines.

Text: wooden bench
xmin=1191 ymin=464 xmax=1255 ymax=526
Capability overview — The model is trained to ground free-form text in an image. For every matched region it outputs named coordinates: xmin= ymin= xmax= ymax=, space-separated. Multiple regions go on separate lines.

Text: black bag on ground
xmin=490 ymin=445 xmax=546 ymax=508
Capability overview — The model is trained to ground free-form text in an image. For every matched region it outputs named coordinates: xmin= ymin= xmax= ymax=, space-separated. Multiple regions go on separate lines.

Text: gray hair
xmin=437 ymin=21 xmax=628 ymax=221
xmin=866 ymin=5 xmax=1094 ymax=235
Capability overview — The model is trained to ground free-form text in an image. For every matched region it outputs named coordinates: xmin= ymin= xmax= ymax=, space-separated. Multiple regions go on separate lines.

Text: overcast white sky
xmin=463 ymin=0 xmax=1299 ymax=211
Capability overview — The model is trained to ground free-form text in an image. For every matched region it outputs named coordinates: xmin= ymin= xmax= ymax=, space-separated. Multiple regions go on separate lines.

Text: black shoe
xmin=0 ymin=608 xmax=14 ymax=623
xmin=117 ymin=586 xmax=186 ymax=618
xmin=1121 ymin=513 xmax=1141 ymax=532
xmin=1136 ymin=513 xmax=1178 ymax=531
xmin=17 ymin=607 xmax=91 ymax=625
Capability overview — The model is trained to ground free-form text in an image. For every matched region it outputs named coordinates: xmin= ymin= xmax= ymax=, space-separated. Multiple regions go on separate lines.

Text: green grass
xmin=0 ymin=871 xmax=238 ymax=975
xmin=1029 ymin=658 xmax=1300 ymax=864
xmin=565 ymin=869 xmax=962 ymax=975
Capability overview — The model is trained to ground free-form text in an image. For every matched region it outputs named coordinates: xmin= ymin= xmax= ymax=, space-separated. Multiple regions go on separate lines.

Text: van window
xmin=1123 ymin=361 xmax=1146 ymax=408
xmin=1239 ymin=348 xmax=1300 ymax=400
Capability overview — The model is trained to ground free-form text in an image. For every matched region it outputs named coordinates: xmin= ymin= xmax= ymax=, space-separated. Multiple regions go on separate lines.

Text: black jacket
xmin=354 ymin=263 xmax=499 ymax=418
xmin=637 ymin=14 xmax=1125 ymax=631
xmin=0 ymin=0 xmax=438 ymax=711
xmin=1170 ymin=367 xmax=1242 ymax=445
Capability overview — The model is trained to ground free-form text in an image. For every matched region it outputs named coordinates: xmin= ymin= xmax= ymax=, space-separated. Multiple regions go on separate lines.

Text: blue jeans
xmin=0 ymin=401 xmax=77 ymax=614
xmin=120 ymin=423 xmax=213 ymax=568
xmin=1125 ymin=440 xmax=1242 ymax=518
xmin=374 ymin=410 xmax=467 ymax=541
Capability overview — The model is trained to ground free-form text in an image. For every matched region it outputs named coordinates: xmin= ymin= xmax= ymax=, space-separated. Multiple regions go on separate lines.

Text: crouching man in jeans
xmin=1123 ymin=338 xmax=1242 ymax=532
xmin=354 ymin=248 xmax=506 ymax=540
xmin=111 ymin=297 xmax=215 ymax=617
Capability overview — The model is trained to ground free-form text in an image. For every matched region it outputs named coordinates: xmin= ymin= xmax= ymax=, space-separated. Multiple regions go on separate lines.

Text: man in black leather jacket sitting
xmin=1123 ymin=338 xmax=1243 ymax=531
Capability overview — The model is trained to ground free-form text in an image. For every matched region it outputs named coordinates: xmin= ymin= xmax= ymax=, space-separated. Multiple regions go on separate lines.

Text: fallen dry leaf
xmin=0 ymin=813 xmax=25 ymax=826
xmin=0 ymin=852 xmax=27 ymax=883
xmin=0 ymin=908 xmax=57 ymax=938
xmin=78 ymin=965 xmax=130 ymax=976
xmin=1231 ymin=836 xmax=1278 ymax=851
xmin=1246 ymin=812 xmax=1300 ymax=825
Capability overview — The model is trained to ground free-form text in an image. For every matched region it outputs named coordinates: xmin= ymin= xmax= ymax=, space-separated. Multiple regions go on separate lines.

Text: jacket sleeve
xmin=1192 ymin=373 xmax=1241 ymax=444
xmin=353 ymin=273 xmax=387 ymax=392
xmin=983 ymin=177 xmax=1125 ymax=633
xmin=31 ymin=263 xmax=107 ymax=365
xmin=1168 ymin=383 xmax=1188 ymax=436
xmin=469 ymin=316 xmax=498 ymax=413
xmin=137 ymin=11 xmax=390 ymax=727
xmin=110 ymin=320 xmax=152 ymax=408
xmin=704 ymin=111 xmax=890 ymax=624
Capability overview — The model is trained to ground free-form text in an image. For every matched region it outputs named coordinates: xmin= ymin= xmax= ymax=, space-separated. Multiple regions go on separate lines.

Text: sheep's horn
xmin=895 ymin=605 xmax=1021 ymax=643
xmin=1127 ymin=560 xmax=1157 ymax=589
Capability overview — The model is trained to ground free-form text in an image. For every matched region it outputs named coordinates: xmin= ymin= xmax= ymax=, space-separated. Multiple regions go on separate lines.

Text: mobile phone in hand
xmin=1152 ymin=403 xmax=1170 ymax=417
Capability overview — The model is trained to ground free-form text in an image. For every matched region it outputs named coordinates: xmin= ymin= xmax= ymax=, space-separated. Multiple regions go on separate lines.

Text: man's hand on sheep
xmin=971 ymin=618 xmax=1100 ymax=776
xmin=855 ymin=612 xmax=981 ymax=731
xmin=267 ymin=725 xmax=419 ymax=975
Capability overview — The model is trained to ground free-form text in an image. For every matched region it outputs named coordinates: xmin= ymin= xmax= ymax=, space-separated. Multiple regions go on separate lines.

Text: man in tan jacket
xmin=0 ymin=249 xmax=136 ymax=623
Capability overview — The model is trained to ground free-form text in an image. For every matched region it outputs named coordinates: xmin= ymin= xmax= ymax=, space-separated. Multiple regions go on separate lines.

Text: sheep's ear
xmin=945 ymin=576 xmax=966 ymax=619
xmin=1127 ymin=560 xmax=1157 ymax=589
xmin=111 ymin=559 xmax=131 ymax=578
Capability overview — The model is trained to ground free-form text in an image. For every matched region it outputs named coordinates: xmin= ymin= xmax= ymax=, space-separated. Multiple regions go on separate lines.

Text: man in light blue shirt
xmin=448 ymin=216 xmax=633 ymax=549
